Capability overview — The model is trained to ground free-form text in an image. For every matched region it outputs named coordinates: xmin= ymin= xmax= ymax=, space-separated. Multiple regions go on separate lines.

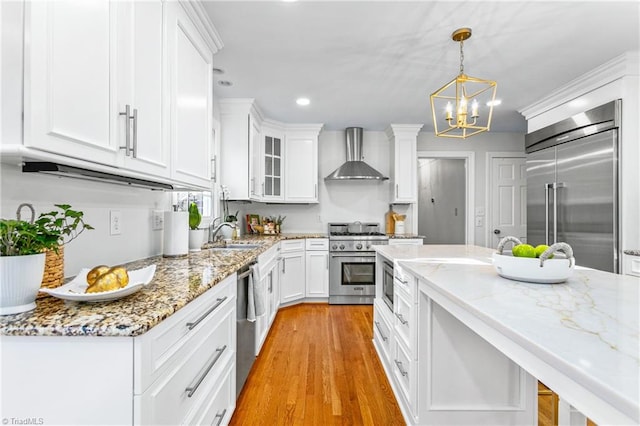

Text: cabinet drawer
xmin=373 ymin=300 xmax=393 ymax=362
xmin=626 ymin=255 xmax=640 ymax=277
xmin=135 ymin=304 xmax=235 ymax=425
xmin=182 ymin=355 xmax=235 ymax=426
xmin=134 ymin=274 xmax=236 ymax=394
xmin=306 ymin=238 xmax=328 ymax=251
xmin=394 ymin=286 xmax=413 ymax=352
xmin=392 ymin=335 xmax=413 ymax=406
xmin=280 ymin=239 xmax=305 ymax=253
xmin=258 ymin=243 xmax=279 ymax=268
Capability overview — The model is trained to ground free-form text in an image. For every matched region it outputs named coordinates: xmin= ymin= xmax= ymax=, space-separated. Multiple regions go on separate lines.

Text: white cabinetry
xmin=279 ymin=239 xmax=306 ymax=304
xmin=166 ymin=1 xmax=214 ymax=188
xmin=305 ymin=238 xmax=329 ymax=298
xmin=0 ymin=274 xmax=237 ymax=426
xmin=385 ymin=124 xmax=423 ymax=203
xmin=283 ymin=125 xmax=323 ymax=203
xmin=257 ymin=121 xmax=285 ymax=201
xmin=14 ymin=0 xmax=219 ymax=189
xmin=624 ymin=254 xmax=640 ymax=277
xmin=219 ymin=99 xmax=263 ymax=200
xmin=255 ymin=243 xmax=280 ymax=355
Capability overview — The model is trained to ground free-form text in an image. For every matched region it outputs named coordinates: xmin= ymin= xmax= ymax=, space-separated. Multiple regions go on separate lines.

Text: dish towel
xmin=247 ymin=263 xmax=265 ymax=322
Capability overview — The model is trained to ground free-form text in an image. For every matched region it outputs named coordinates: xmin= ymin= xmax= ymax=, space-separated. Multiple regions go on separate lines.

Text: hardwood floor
xmin=230 ymin=303 xmax=404 ymax=425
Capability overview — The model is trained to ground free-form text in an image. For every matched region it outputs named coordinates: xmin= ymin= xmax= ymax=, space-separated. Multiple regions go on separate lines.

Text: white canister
xmin=163 ymin=211 xmax=189 ymax=256
xmin=394 ymin=220 xmax=405 ymax=235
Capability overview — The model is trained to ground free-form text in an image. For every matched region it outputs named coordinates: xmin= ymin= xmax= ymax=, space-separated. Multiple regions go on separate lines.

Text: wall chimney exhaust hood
xmin=325 ymin=127 xmax=389 ymax=180
xmin=22 ymin=162 xmax=176 ymax=190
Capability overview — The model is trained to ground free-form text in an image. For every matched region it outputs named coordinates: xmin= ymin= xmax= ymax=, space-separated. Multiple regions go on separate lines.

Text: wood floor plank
xmin=230 ymin=304 xmax=404 ymax=425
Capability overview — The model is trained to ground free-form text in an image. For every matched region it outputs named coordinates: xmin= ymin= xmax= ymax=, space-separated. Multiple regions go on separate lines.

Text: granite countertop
xmin=0 ymin=234 xmax=326 ymax=338
xmin=624 ymin=249 xmax=640 ymax=257
xmin=374 ymin=244 xmax=639 ymax=425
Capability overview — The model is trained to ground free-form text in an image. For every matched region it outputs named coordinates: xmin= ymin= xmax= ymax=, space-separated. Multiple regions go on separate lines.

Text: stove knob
xmin=356 ymin=243 xmax=363 ymax=250
xmin=339 ymin=244 xmax=345 ymax=250
xmin=331 ymin=244 xmax=338 ymax=250
xmin=366 ymin=244 xmax=371 ymax=250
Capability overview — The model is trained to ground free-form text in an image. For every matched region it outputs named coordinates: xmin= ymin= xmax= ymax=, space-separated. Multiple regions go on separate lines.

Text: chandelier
xmin=430 ymin=28 xmax=497 ymax=139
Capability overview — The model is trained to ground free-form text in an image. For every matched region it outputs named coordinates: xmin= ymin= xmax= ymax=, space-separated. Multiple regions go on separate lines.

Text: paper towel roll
xmin=163 ymin=211 xmax=188 ymax=257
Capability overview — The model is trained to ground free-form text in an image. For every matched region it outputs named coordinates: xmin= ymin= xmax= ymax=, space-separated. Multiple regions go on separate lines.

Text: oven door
xmin=329 ymin=252 xmax=376 ymax=304
xmin=382 ymin=261 xmax=394 ymax=311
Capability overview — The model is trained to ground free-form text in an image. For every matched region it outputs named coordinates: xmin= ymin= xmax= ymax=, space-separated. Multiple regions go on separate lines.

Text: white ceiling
xmin=203 ymin=1 xmax=640 ymax=133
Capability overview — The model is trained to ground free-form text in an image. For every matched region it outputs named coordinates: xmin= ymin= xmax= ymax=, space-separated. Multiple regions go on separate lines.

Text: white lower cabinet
xmin=279 ymin=240 xmax=306 ymax=304
xmin=305 ymin=238 xmax=329 ymax=298
xmin=255 ymin=244 xmax=280 ymax=355
xmin=374 ymin=257 xmax=536 ymax=425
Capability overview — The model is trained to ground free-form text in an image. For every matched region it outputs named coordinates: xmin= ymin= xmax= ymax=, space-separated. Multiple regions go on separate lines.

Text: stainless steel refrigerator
xmin=525 ymin=100 xmax=620 ymax=273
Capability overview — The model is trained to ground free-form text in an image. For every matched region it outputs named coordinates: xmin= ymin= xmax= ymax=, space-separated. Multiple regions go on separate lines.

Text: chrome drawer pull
xmin=374 ymin=321 xmax=388 ymax=342
xmin=185 ymin=345 xmax=227 ymax=398
xmin=394 ymin=359 xmax=408 ymax=377
xmin=213 ymin=408 xmax=227 ymax=426
xmin=395 ymin=312 xmax=408 ymax=325
xmin=186 ymin=297 xmax=228 ymax=330
xmin=394 ymin=276 xmax=408 ymax=284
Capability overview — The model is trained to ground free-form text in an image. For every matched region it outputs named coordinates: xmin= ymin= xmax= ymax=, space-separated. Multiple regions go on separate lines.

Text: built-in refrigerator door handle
xmin=553 ymin=182 xmax=565 ymax=244
xmin=544 ymin=183 xmax=552 ymax=245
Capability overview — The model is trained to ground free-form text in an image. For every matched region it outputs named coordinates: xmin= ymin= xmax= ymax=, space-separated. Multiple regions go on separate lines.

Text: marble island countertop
xmin=374 ymin=244 xmax=640 ymax=425
xmin=0 ymin=233 xmax=325 ymax=337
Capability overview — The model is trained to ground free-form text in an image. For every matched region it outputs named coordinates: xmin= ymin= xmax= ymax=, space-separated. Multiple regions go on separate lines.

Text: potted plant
xmin=35 ymin=204 xmax=94 ymax=292
xmin=0 ymin=203 xmax=93 ymax=315
xmin=188 ymin=202 xmax=205 ymax=252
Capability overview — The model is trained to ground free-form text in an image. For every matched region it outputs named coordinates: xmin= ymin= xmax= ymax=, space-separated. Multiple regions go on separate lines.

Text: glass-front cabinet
xmin=263 ymin=135 xmax=282 ymax=199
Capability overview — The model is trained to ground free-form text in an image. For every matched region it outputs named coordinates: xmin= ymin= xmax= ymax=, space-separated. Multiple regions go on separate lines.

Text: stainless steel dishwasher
xmin=236 ymin=263 xmax=256 ymax=398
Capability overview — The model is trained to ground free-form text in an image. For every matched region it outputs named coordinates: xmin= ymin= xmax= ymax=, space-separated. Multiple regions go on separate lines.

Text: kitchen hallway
xmin=230 ymin=304 xmax=404 ymax=425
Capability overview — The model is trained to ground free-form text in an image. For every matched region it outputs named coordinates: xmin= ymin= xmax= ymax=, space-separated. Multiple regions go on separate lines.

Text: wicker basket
xmin=38 ymin=245 xmax=65 ymax=297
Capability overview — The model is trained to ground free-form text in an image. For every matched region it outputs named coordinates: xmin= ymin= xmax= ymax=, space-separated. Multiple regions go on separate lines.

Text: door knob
xmin=493 ymin=229 xmax=501 ymax=235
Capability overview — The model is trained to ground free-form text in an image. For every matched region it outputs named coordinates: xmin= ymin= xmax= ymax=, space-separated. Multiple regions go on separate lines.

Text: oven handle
xmin=330 ymin=253 xmax=375 ymax=258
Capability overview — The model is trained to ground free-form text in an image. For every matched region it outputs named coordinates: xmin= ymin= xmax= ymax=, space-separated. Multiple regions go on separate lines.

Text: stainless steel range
xmin=328 ymin=222 xmax=389 ymax=304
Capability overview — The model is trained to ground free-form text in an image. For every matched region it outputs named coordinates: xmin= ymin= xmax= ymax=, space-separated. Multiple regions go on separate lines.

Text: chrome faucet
xmin=209 ymin=221 xmax=236 ymax=242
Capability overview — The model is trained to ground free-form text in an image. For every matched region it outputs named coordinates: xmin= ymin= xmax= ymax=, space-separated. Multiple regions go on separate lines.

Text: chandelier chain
xmin=459 ymin=40 xmax=465 ymax=75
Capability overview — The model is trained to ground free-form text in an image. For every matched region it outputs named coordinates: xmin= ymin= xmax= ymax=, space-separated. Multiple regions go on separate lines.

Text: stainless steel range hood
xmin=325 ymin=127 xmax=389 ymax=180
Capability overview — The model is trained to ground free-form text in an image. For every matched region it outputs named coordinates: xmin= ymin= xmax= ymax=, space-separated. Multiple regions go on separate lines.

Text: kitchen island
xmin=374 ymin=244 xmax=639 ymax=425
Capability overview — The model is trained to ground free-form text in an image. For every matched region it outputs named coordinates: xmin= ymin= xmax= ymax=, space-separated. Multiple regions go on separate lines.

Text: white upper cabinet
xmin=117 ymin=0 xmax=168 ymax=177
xmin=284 ymin=125 xmax=322 ymax=203
xmin=386 ymin=124 xmax=423 ymax=203
xmin=24 ymin=0 xmax=118 ymax=165
xmin=260 ymin=121 xmax=285 ymax=202
xmin=219 ymin=99 xmax=263 ymax=200
xmin=17 ymin=0 xmax=221 ymax=189
xmin=166 ymin=1 xmax=214 ymax=188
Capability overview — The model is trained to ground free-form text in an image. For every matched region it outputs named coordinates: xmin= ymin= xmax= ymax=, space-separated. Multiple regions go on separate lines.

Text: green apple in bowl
xmin=512 ymin=244 xmax=536 ymax=258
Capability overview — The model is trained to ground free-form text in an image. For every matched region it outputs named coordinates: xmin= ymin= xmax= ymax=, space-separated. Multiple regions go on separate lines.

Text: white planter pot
xmin=189 ymin=229 xmax=206 ymax=252
xmin=0 ymin=252 xmax=46 ymax=315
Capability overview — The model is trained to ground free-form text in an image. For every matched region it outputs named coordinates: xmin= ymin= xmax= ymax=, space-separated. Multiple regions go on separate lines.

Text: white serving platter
xmin=492 ymin=253 xmax=574 ymax=284
xmin=40 ymin=265 xmax=156 ymax=302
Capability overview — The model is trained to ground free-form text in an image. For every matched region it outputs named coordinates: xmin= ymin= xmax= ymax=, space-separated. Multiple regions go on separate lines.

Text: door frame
xmin=415 ymin=151 xmax=475 ymax=245
xmin=485 ymin=152 xmax=526 ymax=247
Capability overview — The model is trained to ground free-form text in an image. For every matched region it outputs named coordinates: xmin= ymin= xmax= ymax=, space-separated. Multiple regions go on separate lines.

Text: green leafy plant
xmin=35 ymin=204 xmax=94 ymax=247
xmin=0 ymin=219 xmax=59 ymax=256
xmin=188 ymin=202 xmax=202 ymax=230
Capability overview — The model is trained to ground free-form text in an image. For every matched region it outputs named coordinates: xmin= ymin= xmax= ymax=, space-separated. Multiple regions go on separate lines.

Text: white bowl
xmin=492 ymin=252 xmax=574 ymax=284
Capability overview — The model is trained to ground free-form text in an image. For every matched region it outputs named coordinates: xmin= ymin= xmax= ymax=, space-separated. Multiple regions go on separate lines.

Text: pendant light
xmin=430 ymin=28 xmax=497 ymax=139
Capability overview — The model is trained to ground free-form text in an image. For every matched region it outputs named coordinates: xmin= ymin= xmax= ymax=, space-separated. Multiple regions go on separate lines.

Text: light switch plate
xmin=152 ymin=210 xmax=164 ymax=230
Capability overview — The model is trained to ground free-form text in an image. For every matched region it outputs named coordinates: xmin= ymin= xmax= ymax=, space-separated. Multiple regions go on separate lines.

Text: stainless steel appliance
xmin=236 ymin=263 xmax=256 ymax=397
xmin=382 ymin=260 xmax=394 ymax=311
xmin=525 ymin=100 xmax=620 ymax=273
xmin=328 ymin=222 xmax=389 ymax=304
xmin=324 ymin=127 xmax=389 ymax=180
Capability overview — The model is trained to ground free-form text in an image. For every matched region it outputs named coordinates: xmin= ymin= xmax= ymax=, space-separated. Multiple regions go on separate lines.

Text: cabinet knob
xmin=493 ymin=229 xmax=501 ymax=235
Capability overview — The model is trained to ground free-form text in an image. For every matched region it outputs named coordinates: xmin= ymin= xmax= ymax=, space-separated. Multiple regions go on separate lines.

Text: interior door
xmin=526 ymin=147 xmax=556 ymax=246
xmin=555 ymin=129 xmax=617 ymax=272
xmin=490 ymin=157 xmax=527 ymax=246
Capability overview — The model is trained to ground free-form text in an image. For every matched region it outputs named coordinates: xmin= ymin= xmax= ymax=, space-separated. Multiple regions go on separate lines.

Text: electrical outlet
xmin=475 ymin=216 xmax=483 ymax=227
xmin=110 ymin=210 xmax=122 ymax=235
xmin=152 ymin=210 xmax=164 ymax=230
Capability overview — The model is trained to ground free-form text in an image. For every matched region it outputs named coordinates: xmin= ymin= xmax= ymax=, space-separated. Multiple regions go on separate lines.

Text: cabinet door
xmin=249 ymin=116 xmax=262 ymax=201
xmin=305 ymin=251 xmax=329 ymax=297
xmin=280 ymin=251 xmax=305 ymax=304
xmin=24 ymin=0 xmax=119 ymax=165
xmin=284 ymin=136 xmax=318 ymax=202
xmin=393 ymin=135 xmax=417 ymax=203
xmin=263 ymin=135 xmax=284 ymax=201
xmin=117 ymin=0 xmax=168 ymax=177
xmin=166 ymin=2 xmax=213 ymax=188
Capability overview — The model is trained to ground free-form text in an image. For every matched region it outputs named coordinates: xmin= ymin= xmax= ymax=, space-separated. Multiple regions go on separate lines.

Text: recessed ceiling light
xmin=212 ymin=68 xmax=225 ymax=74
xmin=486 ymin=99 xmax=502 ymax=107
xmin=218 ymin=80 xmax=233 ymax=87
xmin=296 ymin=97 xmax=310 ymax=106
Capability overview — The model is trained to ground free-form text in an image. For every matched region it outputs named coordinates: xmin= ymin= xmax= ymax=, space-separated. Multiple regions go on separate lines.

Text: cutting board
xmin=385 ymin=206 xmax=396 ymax=234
